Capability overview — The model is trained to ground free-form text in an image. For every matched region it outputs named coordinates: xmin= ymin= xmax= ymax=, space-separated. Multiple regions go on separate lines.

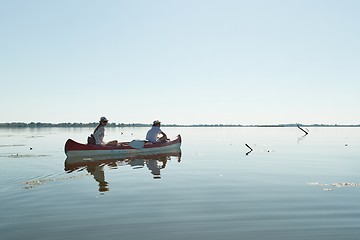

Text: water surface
xmin=1 ymin=127 xmax=359 ymax=240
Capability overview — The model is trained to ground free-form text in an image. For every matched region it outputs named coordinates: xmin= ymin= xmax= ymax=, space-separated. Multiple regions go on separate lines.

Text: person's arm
xmin=160 ymin=131 xmax=167 ymax=139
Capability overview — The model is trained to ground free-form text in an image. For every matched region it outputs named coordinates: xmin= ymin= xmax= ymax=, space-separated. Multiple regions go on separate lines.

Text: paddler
xmin=146 ymin=120 xmax=168 ymax=143
xmin=93 ymin=117 xmax=118 ymax=146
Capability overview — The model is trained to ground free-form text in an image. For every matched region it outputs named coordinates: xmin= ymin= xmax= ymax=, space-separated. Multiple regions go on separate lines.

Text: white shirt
xmin=146 ymin=126 xmax=162 ymax=143
xmin=93 ymin=125 xmax=105 ymax=145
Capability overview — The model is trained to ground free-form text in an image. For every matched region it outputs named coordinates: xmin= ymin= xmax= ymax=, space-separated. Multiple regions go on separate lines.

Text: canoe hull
xmin=64 ymin=135 xmax=182 ymax=157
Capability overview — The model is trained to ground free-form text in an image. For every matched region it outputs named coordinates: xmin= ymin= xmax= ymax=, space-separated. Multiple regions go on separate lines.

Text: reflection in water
xmin=86 ymin=165 xmax=109 ymax=192
xmin=64 ymin=151 xmax=181 ymax=192
xmin=297 ymin=133 xmax=308 ymax=144
xmin=146 ymin=156 xmax=168 ymax=179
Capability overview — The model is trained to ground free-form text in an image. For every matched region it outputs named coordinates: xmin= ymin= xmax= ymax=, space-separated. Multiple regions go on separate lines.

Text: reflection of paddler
xmin=146 ymin=160 xmax=161 ymax=179
xmin=129 ymin=159 xmax=145 ymax=169
xmin=87 ymin=165 xmax=109 ymax=192
xmin=160 ymin=157 xmax=168 ymax=168
xmin=146 ymin=157 xmax=169 ymax=179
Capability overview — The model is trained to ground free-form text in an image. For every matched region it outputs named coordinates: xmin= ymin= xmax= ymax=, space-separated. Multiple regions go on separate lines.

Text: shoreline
xmin=0 ymin=122 xmax=359 ymax=128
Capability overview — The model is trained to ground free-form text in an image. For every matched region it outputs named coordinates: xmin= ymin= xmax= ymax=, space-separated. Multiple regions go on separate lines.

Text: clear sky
xmin=1 ymin=0 xmax=359 ymax=125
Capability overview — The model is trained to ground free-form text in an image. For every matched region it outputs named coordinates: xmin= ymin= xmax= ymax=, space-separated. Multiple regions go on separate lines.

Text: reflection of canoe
xmin=64 ymin=134 xmax=182 ymax=157
xmin=64 ymin=150 xmax=182 ymax=171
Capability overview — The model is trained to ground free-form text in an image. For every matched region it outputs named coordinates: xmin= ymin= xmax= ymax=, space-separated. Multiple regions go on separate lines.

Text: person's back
xmin=146 ymin=120 xmax=167 ymax=143
xmin=93 ymin=124 xmax=105 ymax=145
xmin=146 ymin=125 xmax=161 ymax=143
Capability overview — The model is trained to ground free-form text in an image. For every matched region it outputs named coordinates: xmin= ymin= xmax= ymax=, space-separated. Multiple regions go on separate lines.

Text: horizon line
xmin=0 ymin=122 xmax=359 ymax=127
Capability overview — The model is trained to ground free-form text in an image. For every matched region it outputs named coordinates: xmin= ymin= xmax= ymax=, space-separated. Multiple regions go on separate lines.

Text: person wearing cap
xmin=146 ymin=120 xmax=168 ymax=143
xmin=93 ymin=117 xmax=118 ymax=146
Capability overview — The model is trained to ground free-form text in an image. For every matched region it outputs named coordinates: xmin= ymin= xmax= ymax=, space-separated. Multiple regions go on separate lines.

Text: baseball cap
xmin=100 ymin=117 xmax=108 ymax=122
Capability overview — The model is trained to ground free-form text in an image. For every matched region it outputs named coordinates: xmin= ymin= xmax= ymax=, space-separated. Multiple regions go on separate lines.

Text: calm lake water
xmin=1 ymin=127 xmax=360 ymax=240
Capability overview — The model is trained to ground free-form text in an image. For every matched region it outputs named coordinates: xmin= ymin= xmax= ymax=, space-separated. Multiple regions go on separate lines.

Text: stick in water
xmin=245 ymin=143 xmax=253 ymax=155
xmin=297 ymin=124 xmax=308 ymax=135
xmin=245 ymin=144 xmax=253 ymax=151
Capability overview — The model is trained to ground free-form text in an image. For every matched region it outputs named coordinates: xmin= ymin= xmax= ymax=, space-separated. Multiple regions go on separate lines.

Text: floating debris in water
xmin=1 ymin=154 xmax=50 ymax=158
xmin=308 ymin=182 xmax=322 ymax=186
xmin=332 ymin=182 xmax=360 ymax=187
xmin=245 ymin=143 xmax=253 ymax=156
xmin=26 ymin=135 xmax=45 ymax=138
xmin=23 ymin=174 xmax=89 ymax=189
xmin=245 ymin=144 xmax=253 ymax=151
xmin=308 ymin=182 xmax=360 ymax=191
xmin=0 ymin=144 xmax=26 ymax=147
xmin=297 ymin=124 xmax=309 ymax=135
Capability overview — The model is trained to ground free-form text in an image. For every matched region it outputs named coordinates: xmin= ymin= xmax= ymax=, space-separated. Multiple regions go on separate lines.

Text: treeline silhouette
xmin=0 ymin=122 xmax=359 ymax=128
xmin=0 ymin=122 xmax=147 ymax=128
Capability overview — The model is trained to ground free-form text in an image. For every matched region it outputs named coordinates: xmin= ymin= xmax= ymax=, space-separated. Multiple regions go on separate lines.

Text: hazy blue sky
xmin=1 ymin=0 xmax=359 ymax=125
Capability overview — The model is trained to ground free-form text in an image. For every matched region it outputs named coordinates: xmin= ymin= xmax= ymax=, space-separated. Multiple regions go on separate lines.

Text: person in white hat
xmin=145 ymin=120 xmax=168 ymax=143
xmin=93 ymin=117 xmax=118 ymax=146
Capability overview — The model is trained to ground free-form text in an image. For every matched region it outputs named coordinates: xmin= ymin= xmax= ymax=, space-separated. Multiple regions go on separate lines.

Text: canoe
xmin=64 ymin=134 xmax=182 ymax=157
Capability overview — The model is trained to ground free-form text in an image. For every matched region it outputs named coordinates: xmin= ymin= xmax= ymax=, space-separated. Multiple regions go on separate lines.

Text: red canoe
xmin=64 ymin=134 xmax=182 ymax=157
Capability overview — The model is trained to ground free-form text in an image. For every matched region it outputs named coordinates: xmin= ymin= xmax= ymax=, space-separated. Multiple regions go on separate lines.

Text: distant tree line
xmin=0 ymin=122 xmax=149 ymax=128
xmin=0 ymin=122 xmax=359 ymax=128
